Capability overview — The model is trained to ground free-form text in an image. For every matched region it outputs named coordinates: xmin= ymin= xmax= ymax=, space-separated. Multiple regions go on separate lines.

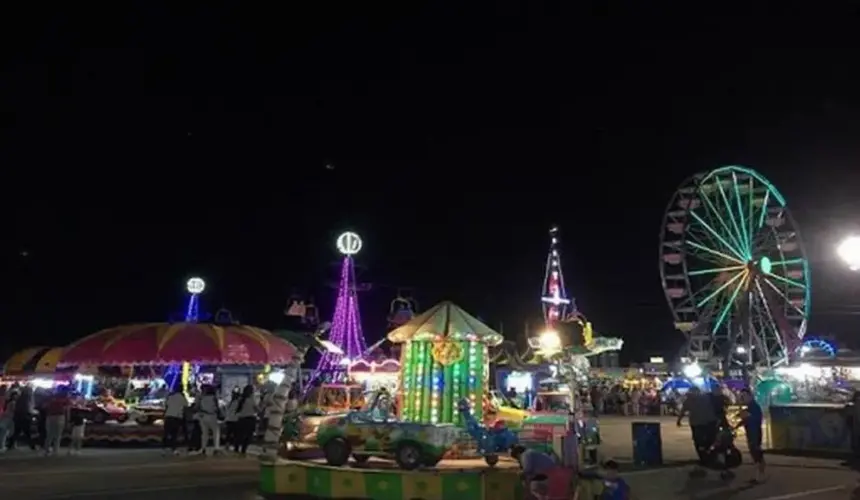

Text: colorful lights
xmin=541 ymin=226 xmax=573 ymax=327
xmin=309 ymin=233 xmax=368 ymax=383
xmin=388 ymin=302 xmax=501 ymax=425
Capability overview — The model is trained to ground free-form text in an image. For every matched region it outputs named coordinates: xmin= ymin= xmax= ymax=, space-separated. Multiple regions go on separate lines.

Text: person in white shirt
xmin=162 ymin=388 xmax=188 ymax=455
xmin=196 ymin=385 xmax=222 ymax=455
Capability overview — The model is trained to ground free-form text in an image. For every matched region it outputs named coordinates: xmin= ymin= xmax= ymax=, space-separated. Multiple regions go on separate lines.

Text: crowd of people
xmin=0 ymin=384 xmax=84 ymax=455
xmin=0 ymin=381 xmax=302 ymax=457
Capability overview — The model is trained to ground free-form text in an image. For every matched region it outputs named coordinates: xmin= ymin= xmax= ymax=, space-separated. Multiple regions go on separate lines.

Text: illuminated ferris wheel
xmin=659 ymin=166 xmax=811 ymax=368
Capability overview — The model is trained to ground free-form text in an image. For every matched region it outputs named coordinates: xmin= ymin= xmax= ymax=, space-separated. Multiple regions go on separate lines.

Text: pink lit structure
xmin=308 ymin=232 xmax=368 ymax=383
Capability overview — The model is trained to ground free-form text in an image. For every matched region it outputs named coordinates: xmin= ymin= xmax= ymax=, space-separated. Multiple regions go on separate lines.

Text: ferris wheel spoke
xmin=748 ymin=176 xmax=755 ymax=252
xmin=715 ymin=176 xmax=750 ymax=258
xmin=687 ymin=264 xmax=746 ymax=276
xmin=686 ymin=239 xmax=745 ymax=265
xmin=711 ymin=271 xmax=749 ymax=333
xmin=696 ymin=269 xmax=747 ymax=309
xmin=762 ymin=277 xmax=807 ymax=317
xmin=731 ymin=172 xmax=752 ymax=256
xmin=756 ymin=190 xmax=771 ymax=230
xmin=694 ymin=189 xmax=748 ymax=259
xmin=765 ymin=271 xmax=806 ymax=290
xmin=753 ymin=280 xmax=789 ymax=363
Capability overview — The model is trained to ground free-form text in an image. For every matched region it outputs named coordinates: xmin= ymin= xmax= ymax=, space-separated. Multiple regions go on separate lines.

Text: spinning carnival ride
xmin=659 ymin=166 xmax=810 ymax=368
xmin=308 ymin=232 xmax=369 ymax=384
xmin=542 ymin=226 xmax=573 ymax=327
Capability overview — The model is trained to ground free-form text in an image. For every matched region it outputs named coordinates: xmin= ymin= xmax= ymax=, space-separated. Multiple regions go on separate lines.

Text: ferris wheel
xmin=659 ymin=166 xmax=811 ymax=368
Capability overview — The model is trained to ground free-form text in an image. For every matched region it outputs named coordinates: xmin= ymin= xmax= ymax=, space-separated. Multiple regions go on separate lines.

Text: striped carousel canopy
xmin=2 ymin=347 xmax=64 ymax=376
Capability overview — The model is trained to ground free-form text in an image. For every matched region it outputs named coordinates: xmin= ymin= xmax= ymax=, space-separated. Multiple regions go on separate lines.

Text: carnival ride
xmin=388 ymin=291 xmax=417 ymax=328
xmin=457 ymin=398 xmax=518 ymax=466
xmin=388 ymin=301 xmax=503 ymax=425
xmin=316 ymin=389 xmax=462 ymax=470
xmin=541 ymin=226 xmax=573 ymax=327
xmin=308 ymin=232 xmax=369 ymax=384
xmin=660 ymin=166 xmax=811 ymax=369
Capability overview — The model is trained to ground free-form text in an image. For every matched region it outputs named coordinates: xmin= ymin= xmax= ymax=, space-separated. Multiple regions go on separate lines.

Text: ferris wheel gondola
xmin=659 ymin=166 xmax=810 ymax=368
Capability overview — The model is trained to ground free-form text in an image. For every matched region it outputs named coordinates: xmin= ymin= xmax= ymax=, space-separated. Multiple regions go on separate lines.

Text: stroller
xmin=706 ymin=425 xmax=742 ymax=479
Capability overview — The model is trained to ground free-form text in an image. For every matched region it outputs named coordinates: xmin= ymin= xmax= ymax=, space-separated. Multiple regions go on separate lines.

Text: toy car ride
xmin=316 ymin=389 xmax=461 ymax=470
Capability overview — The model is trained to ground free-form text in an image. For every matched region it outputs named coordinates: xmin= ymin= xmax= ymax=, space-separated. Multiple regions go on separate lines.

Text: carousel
xmin=263 ymin=301 xmax=555 ymax=500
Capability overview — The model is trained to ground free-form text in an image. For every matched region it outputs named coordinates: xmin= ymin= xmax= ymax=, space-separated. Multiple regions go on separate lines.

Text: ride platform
xmin=83 ymin=423 xmax=162 ymax=446
xmin=258 ymin=457 xmax=527 ymax=500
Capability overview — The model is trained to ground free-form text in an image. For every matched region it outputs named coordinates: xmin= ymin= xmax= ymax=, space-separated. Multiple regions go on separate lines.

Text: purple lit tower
xmin=310 ymin=231 xmax=368 ymax=382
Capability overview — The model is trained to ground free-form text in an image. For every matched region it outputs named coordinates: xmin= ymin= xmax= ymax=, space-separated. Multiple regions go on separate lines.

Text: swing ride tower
xmin=309 ymin=232 xmax=369 ymax=383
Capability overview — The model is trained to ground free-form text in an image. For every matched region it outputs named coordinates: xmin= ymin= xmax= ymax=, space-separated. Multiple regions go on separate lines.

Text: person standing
xmin=0 ymin=390 xmax=18 ymax=452
xmin=224 ymin=389 xmax=241 ymax=450
xmin=677 ymin=386 xmax=718 ymax=476
xmin=67 ymin=409 xmax=85 ymax=456
xmin=196 ymin=385 xmax=221 ymax=455
xmin=12 ymin=385 xmax=35 ymax=450
xmin=162 ymin=388 xmax=188 ymax=455
xmin=737 ymin=388 xmax=766 ymax=483
xmin=43 ymin=388 xmax=71 ymax=456
xmin=233 ymin=385 xmax=258 ymax=456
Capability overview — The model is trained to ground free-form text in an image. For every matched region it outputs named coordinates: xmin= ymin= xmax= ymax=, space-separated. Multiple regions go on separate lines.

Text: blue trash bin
xmin=632 ymin=422 xmax=663 ymax=466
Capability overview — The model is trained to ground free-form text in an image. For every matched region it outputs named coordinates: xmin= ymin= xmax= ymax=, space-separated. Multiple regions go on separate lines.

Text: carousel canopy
xmin=3 ymin=347 xmax=64 ymax=376
xmin=387 ymin=300 xmax=503 ymax=346
xmin=58 ymin=322 xmax=300 ymax=367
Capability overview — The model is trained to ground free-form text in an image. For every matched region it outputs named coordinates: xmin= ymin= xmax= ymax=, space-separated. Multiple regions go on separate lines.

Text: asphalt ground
xmin=0 ymin=416 xmax=856 ymax=499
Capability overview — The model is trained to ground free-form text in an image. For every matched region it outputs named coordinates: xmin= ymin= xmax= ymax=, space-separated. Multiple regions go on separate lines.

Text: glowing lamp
xmin=336 ymin=231 xmax=362 ymax=255
xmin=682 ymin=362 xmax=702 ymax=378
xmin=186 ymin=277 xmax=205 ymax=294
xmin=838 ymin=235 xmax=860 ymax=271
xmin=537 ymin=330 xmax=562 ymax=353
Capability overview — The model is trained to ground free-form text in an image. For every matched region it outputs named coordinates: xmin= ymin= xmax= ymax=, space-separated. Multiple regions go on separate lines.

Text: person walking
xmin=737 ymin=388 xmax=766 ymax=483
xmin=233 ymin=385 xmax=258 ymax=456
xmin=162 ymin=388 xmax=188 ymax=455
xmin=677 ymin=386 xmax=718 ymax=476
xmin=196 ymin=385 xmax=221 ymax=455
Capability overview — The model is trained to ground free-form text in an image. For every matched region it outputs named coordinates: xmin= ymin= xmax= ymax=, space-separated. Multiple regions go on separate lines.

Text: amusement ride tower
xmin=165 ymin=277 xmax=205 ymax=391
xmin=541 ymin=226 xmax=573 ymax=327
xmin=309 ymin=232 xmax=369 ymax=382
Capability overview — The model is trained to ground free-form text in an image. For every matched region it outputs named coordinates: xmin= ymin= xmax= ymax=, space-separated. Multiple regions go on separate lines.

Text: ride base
xmin=258 ymin=458 xmax=527 ymax=500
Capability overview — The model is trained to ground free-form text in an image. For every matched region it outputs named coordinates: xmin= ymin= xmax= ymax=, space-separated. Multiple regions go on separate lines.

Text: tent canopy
xmin=387 ymin=300 xmax=503 ymax=346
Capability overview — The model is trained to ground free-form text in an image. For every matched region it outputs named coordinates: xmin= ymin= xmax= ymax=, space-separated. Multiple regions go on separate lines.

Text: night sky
xmin=5 ymin=6 xmax=860 ymax=363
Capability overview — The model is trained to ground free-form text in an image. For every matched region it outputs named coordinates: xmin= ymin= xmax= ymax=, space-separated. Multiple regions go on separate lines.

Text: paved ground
xmin=0 ymin=416 xmax=856 ymax=499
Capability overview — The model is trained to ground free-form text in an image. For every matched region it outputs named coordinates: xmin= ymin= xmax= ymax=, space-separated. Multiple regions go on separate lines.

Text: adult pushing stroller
xmin=705 ymin=425 xmax=742 ymax=479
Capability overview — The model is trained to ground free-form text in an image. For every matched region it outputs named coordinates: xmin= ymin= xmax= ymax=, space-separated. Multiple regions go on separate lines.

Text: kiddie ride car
xmin=458 ymin=398 xmax=518 ymax=466
xmin=316 ymin=389 xmax=461 ymax=470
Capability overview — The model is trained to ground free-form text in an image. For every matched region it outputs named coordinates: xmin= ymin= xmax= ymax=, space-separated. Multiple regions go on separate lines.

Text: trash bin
xmin=632 ymin=421 xmax=663 ymax=466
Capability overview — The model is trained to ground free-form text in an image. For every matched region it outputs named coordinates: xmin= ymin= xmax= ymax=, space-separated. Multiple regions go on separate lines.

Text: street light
xmin=837 ymin=235 xmax=860 ymax=271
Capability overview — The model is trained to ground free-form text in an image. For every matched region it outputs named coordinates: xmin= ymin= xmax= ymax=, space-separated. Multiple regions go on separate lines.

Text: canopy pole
xmin=181 ymin=362 xmax=191 ymax=397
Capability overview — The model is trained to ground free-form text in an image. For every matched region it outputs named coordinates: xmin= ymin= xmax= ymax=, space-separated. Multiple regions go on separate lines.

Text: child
xmin=511 ymin=444 xmax=555 ymax=500
xmin=600 ymin=460 xmax=631 ymax=499
xmin=737 ymin=388 xmax=766 ymax=483
xmin=68 ymin=410 xmax=85 ymax=455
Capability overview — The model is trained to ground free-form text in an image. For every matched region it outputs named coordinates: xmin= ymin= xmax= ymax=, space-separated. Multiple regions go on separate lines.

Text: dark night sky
xmin=4 ymin=5 xmax=860 ymax=362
